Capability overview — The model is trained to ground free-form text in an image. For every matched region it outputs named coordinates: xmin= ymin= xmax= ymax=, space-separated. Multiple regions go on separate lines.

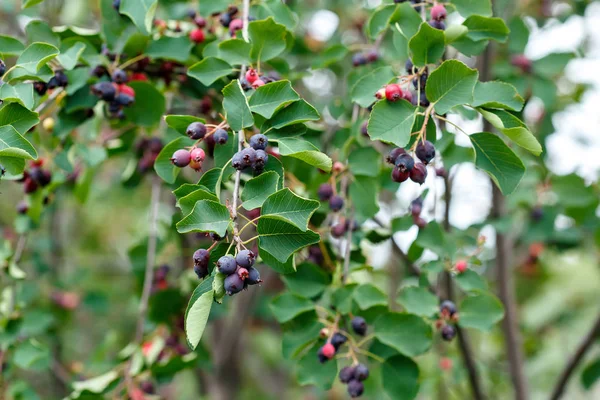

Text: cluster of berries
xmin=437 ymin=300 xmax=458 ymax=341
xmin=232 ymin=133 xmax=269 ymax=174
xmin=242 ymin=67 xmax=281 ymax=90
xmin=386 ymin=140 xmax=435 ymax=185
xmin=187 ymin=121 xmax=229 ymax=145
xmin=352 ymin=50 xmax=379 ymax=67
xmin=429 ymin=4 xmax=447 ymax=30
xmin=91 ymin=68 xmax=136 ymax=119
xmin=135 ymin=137 xmax=164 ymax=174
xmin=32 ymin=70 xmax=68 ymax=96
xmin=170 ymin=121 xmax=231 ymax=172
xmin=194 ymin=248 xmax=262 ymax=295
xmin=216 ymin=6 xmax=246 ymax=36
xmin=186 ymin=10 xmax=207 ymax=43
xmin=18 ymin=160 xmax=52 ymax=195
xmin=317 ymin=184 xmax=345 ymax=212
xmin=410 ymin=197 xmax=427 ymax=229
xmin=318 ymin=316 xmax=369 ymax=397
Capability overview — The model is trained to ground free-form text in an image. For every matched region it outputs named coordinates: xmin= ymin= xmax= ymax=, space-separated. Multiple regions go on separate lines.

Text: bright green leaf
xmin=472 ymin=81 xmax=524 ymax=111
xmin=351 ymin=66 xmax=395 ymax=108
xmin=176 ymin=200 xmax=231 ymax=237
xmin=459 ymin=291 xmax=505 ymax=331
xmin=241 ymin=171 xmax=280 ymax=210
xmin=188 ymin=57 xmax=234 ymax=86
xmin=222 ymin=80 xmax=254 ymax=131
xmin=274 ymin=137 xmax=332 ymax=172
xmin=269 ymin=292 xmax=314 ymax=323
xmin=248 ymin=17 xmax=288 ymax=62
xmin=354 ymin=283 xmax=388 ymax=310
xmin=185 ymin=279 xmax=214 ymax=350
xmin=123 ymin=81 xmax=166 ymax=127
xmin=120 ymin=0 xmax=158 ymax=35
xmin=453 ymin=0 xmax=492 ymax=17
xmin=147 ymin=36 xmax=194 ymax=62
xmin=374 ymin=312 xmax=433 ymax=357
xmin=409 ymin=22 xmax=446 ymax=67
xmin=382 ymin=355 xmax=420 ymax=400
xmin=0 ymin=83 xmax=34 ymax=110
xmin=477 ymin=108 xmax=541 ymax=155
xmin=249 ymin=80 xmax=300 ymax=119
xmin=164 ymin=115 xmax=206 ymax=136
xmin=57 ymin=42 xmax=86 ymax=70
xmin=367 ymin=100 xmax=416 ymax=147
xmin=398 ymin=286 xmax=438 ymax=317
xmin=427 ymin=60 xmax=478 ymax=115
xmin=262 ymin=188 xmax=320 ymax=231
xmin=258 ymin=217 xmax=320 ymax=263
xmin=264 ymin=100 xmax=320 ymax=131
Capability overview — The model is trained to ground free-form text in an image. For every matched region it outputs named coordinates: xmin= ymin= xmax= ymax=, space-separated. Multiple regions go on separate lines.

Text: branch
xmin=342 ymin=210 xmax=354 ymax=284
xmin=35 ymin=87 xmax=64 ymax=114
xmin=549 ymin=311 xmax=600 ymax=400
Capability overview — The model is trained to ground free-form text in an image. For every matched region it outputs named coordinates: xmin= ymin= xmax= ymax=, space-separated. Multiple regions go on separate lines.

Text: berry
xmin=354 ymin=364 xmax=369 ymax=381
xmin=115 ymin=93 xmax=134 ymax=106
xmin=431 ymin=4 xmax=447 ymax=20
xmin=329 ymin=195 xmax=344 ymax=212
xmin=385 ymin=84 xmax=403 ymax=102
xmin=402 ymin=89 xmax=413 ymax=103
xmin=170 ymin=149 xmax=191 ymax=167
xmin=217 ymin=255 xmax=237 ymax=275
xmin=347 ymin=380 xmax=364 ymax=398
xmin=386 ymin=147 xmax=406 ymax=165
xmin=232 ymin=147 xmax=257 ymax=170
xmin=213 ymin=129 xmax=229 ymax=144
xmin=194 ymin=16 xmax=207 ymax=28
xmin=411 ymin=198 xmax=423 ymax=217
xmin=190 ymin=148 xmax=206 ymax=163
xmin=112 ymin=69 xmax=128 ymax=84
xmin=246 ymin=68 xmax=259 ymax=84
xmin=229 ymin=18 xmax=243 ymax=36
xmin=428 ymin=19 xmax=446 ymax=30
xmin=92 ymin=81 xmax=117 ymax=101
xmin=321 ymin=343 xmax=336 ymax=359
xmin=236 ymin=249 xmax=255 ymax=268
xmin=375 ymin=88 xmax=386 ymax=100
xmin=440 ymin=300 xmax=457 ymax=317
xmin=410 ymin=163 xmax=427 ymax=185
xmin=352 ymin=53 xmax=368 ymax=67
xmin=237 ymin=267 xmax=249 ymax=280
xmin=246 ymin=267 xmax=262 ymax=285
xmin=441 ymin=324 xmax=456 ymax=341
xmin=42 ymin=118 xmax=55 ymax=132
xmin=253 ymin=150 xmax=268 ymax=170
xmin=140 ymin=381 xmax=155 ymax=394
xmin=220 ymin=12 xmax=232 ymax=27
xmin=0 ymin=59 xmax=5 ymax=76
xmin=392 ymin=168 xmax=410 ymax=183
xmin=439 ymin=357 xmax=453 ymax=371
xmin=331 ymin=332 xmax=347 ymax=350
xmin=415 ymin=140 xmax=435 ymax=164
xmin=23 ymin=177 xmax=38 ymax=194
xmin=193 ymin=249 xmax=210 ymax=269
xmin=351 ymin=316 xmax=367 ymax=336
xmin=405 ymin=59 xmax=414 ymax=73
xmin=333 ymin=161 xmax=345 ymax=173
xmin=413 ymin=73 xmax=428 ymax=90
xmin=318 ymin=184 xmax=334 ymax=201
xmin=366 ymin=50 xmax=379 ymax=62
xmin=394 ymin=153 xmax=415 ymax=172
xmin=339 ymin=366 xmax=356 ymax=383
xmin=331 ymin=222 xmax=347 ymax=238
xmin=232 ymin=152 xmax=246 ymax=170
xmin=33 ymin=81 xmax=48 ymax=96
xmin=118 ymin=84 xmax=135 ymax=97
xmin=317 ymin=346 xmax=328 ymax=363
xmin=224 ymin=273 xmax=244 ymax=295
xmin=190 ymin=28 xmax=205 ymax=43
xmin=252 ymin=79 xmax=265 ymax=88
xmin=194 ymin=264 xmax=209 ymax=279
xmin=414 ymin=216 xmax=427 ymax=229
xmin=186 ymin=122 xmax=207 ymax=140
xmin=54 ymin=70 xmax=68 ymax=87
xmin=112 ymin=0 xmax=121 ymax=10
xmin=249 ymin=134 xmax=268 ymax=150
xmin=455 ymin=260 xmax=468 ymax=273
xmin=17 ymin=201 xmax=28 ymax=215
xmin=511 ymin=54 xmax=532 ymax=73
xmin=210 ymin=232 xmax=226 ymax=241
xmin=30 ymin=167 xmax=51 ymax=187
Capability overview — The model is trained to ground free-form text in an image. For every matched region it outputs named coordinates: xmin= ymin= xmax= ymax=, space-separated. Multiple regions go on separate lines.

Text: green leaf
xmin=248 ymin=17 xmax=288 ymax=62
xmin=0 ymin=126 xmax=37 ymax=160
xmin=177 ymin=188 xmax=219 ymax=216
xmin=477 ymin=108 xmax=541 ymax=155
xmin=582 ymin=358 xmax=600 ymax=390
xmin=469 ymin=132 xmax=525 ymax=194
xmin=25 ymin=21 xmax=60 ymax=49
xmin=459 ymin=291 xmax=504 ymax=331
xmin=258 ymin=217 xmax=320 ymax=263
xmin=508 ymin=17 xmax=530 ymax=54
xmin=222 ymin=80 xmax=254 ymax=131
xmin=444 ymin=25 xmax=469 ymax=43
xmin=451 ymin=36 xmax=489 ymax=56
xmin=185 ymin=282 xmax=214 ymax=350
xmin=296 ymin=346 xmax=337 ymax=390
xmin=366 ymin=5 xmax=397 ymax=39
xmin=269 ymin=293 xmax=314 ymax=323
xmin=264 ymin=100 xmax=320 ymax=130
xmin=188 ymin=57 xmax=234 ymax=87
xmin=154 ymin=136 xmax=195 ymax=184
xmin=249 ymin=80 xmax=300 ymax=119
xmin=262 ymin=188 xmax=320 ymax=231
xmin=551 ymin=174 xmax=596 ymax=208
xmin=164 ymin=115 xmax=205 ymax=136
xmin=0 ymin=103 xmax=39 ymax=134
xmin=426 ymin=60 xmax=479 ymax=115
xmin=57 ymin=42 xmax=86 ymax=70
xmin=260 ymin=246 xmax=296 ymax=274
xmin=120 ymin=0 xmax=158 ymax=35
xmin=409 ymin=22 xmax=446 ymax=67
xmin=350 ymin=66 xmax=395 ymax=108
xmin=311 ymin=44 xmax=348 ymax=69
xmin=147 ymin=36 xmax=194 ymax=62
xmin=453 ymin=0 xmax=492 ymax=17
xmin=472 ymin=81 xmax=524 ymax=111
xmin=23 ymin=0 xmax=45 ymax=8
xmin=274 ymin=137 xmax=332 ymax=172
xmin=367 ymin=100 xmax=416 ymax=147
xmin=176 ymin=200 xmax=231 ymax=237
xmin=374 ymin=312 xmax=432 ymax=357
xmin=282 ymin=263 xmax=331 ymax=298
xmin=14 ymin=340 xmax=49 ymax=371
xmin=218 ymin=39 xmax=251 ymax=65
xmin=382 ymin=355 xmax=420 ymax=400
xmin=14 ymin=42 xmax=59 ymax=74
xmin=415 ymin=221 xmax=450 ymax=257
xmin=455 ymin=270 xmax=488 ymax=292
xmin=252 ymin=0 xmax=298 ymax=29
xmin=0 ymin=35 xmax=25 ymax=57
xmin=241 ymin=171 xmax=280 ymax=210
xmin=398 ymin=286 xmax=438 ymax=317
xmin=350 ymin=175 xmax=380 ymax=221
xmin=390 ymin=3 xmax=423 ymax=40
xmin=282 ymin=312 xmax=320 ymax=359
xmin=532 ymin=53 xmax=574 ymax=78
xmin=348 ymin=147 xmax=381 ymax=177
xmin=0 ymin=83 xmax=34 ymax=110
xmin=72 ymin=371 xmax=119 ymax=394
xmin=124 ymin=81 xmax=166 ymax=127
xmin=353 ymin=284 xmax=388 ymax=310
xmin=463 ymin=16 xmax=510 ymax=42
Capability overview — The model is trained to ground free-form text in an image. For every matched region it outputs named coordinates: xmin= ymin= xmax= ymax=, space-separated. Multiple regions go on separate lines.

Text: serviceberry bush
xmin=0 ymin=0 xmax=596 ymax=399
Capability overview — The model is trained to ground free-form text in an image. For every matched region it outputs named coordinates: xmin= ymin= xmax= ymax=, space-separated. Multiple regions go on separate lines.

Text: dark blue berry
xmin=115 ymin=93 xmax=134 ymax=106
xmin=331 ymin=332 xmax=347 ymax=349
xmin=249 ymin=134 xmax=268 ymax=150
xmin=354 ymin=364 xmax=369 ymax=381
xmin=394 ymin=153 xmax=415 ymax=172
xmin=224 ymin=273 xmax=244 ymax=295
xmin=339 ymin=366 xmax=356 ymax=383
xmin=186 ymin=122 xmax=207 ymax=140
xmin=386 ymin=147 xmax=406 ymax=165
xmin=217 ymin=255 xmax=237 ymax=275
xmin=440 ymin=300 xmax=457 ymax=317
xmin=193 ymin=249 xmax=210 ymax=268
xmin=428 ymin=19 xmax=446 ymax=30
xmin=92 ymin=81 xmax=116 ymax=101
xmin=253 ymin=149 xmax=268 ymax=170
xmin=318 ymin=184 xmax=334 ymax=201
xmin=441 ymin=324 xmax=456 ymax=341
xmin=351 ymin=316 xmax=367 ymax=336
xmin=347 ymin=380 xmax=364 ymax=397
xmin=213 ymin=129 xmax=229 ymax=144
xmin=415 ymin=140 xmax=435 ymax=164
xmin=112 ymin=0 xmax=121 ymax=10
xmin=236 ymin=249 xmax=255 ymax=268
xmin=352 ymin=53 xmax=368 ymax=67
xmin=112 ymin=68 xmax=127 ymax=84
xmin=246 ymin=267 xmax=262 ymax=285
xmin=329 ymin=195 xmax=344 ymax=212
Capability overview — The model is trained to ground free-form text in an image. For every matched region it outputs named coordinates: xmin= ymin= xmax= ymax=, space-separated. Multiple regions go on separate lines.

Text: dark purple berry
xmin=318 ymin=184 xmax=334 ymax=201
xmin=339 ymin=366 xmax=356 ymax=383
xmin=33 ymin=81 xmax=47 ymax=95
xmin=428 ymin=19 xmax=446 ymax=30
xmin=366 ymin=50 xmax=378 ymax=62
xmin=392 ymin=168 xmax=410 ymax=183
xmin=330 ymin=222 xmax=347 ymax=238
xmin=213 ymin=129 xmax=229 ymax=144
xmin=29 ymin=167 xmax=51 ymax=187
xmin=47 ymin=76 xmax=59 ymax=90
xmin=253 ymin=149 xmax=268 ymax=170
xmin=329 ymin=195 xmax=344 ymax=212
xmin=115 ymin=93 xmax=134 ymax=107
xmin=217 ymin=255 xmax=237 ymax=275
xmin=236 ymin=249 xmax=255 ymax=268
xmin=0 ymin=59 xmax=5 ymax=76
xmin=351 ymin=316 xmax=367 ymax=336
xmin=140 ymin=381 xmax=154 ymax=394
xmin=224 ymin=273 xmax=244 ymax=295
xmin=441 ymin=324 xmax=456 ymax=341
xmin=92 ymin=81 xmax=116 ymax=101
xmin=112 ymin=0 xmax=121 ymax=10
xmin=410 ymin=198 xmax=423 ymax=217
xmin=405 ymin=59 xmax=414 ymax=73
xmin=210 ymin=231 xmax=226 ymax=241
xmin=531 ymin=207 xmax=544 ymax=222
xmin=330 ymin=332 xmax=347 ymax=349
xmin=232 ymin=148 xmax=256 ymax=170
xmin=55 ymin=70 xmax=68 ymax=87
xmin=220 ymin=13 xmax=232 ymax=27
xmin=193 ymin=249 xmax=210 ymax=268
xmin=410 ymin=163 xmax=427 ymax=185
xmin=17 ymin=201 xmax=28 ymax=214
xmin=186 ymin=122 xmax=207 ymax=140
xmin=394 ymin=153 xmax=415 ymax=172
xmin=440 ymin=300 xmax=457 ymax=317
xmin=170 ymin=149 xmax=191 ymax=167
xmin=194 ymin=264 xmax=209 ymax=279
xmin=112 ymin=68 xmax=127 ymax=84
xmin=246 ymin=267 xmax=262 ymax=285
xmin=386 ymin=147 xmax=406 ymax=165
xmin=249 ymin=134 xmax=268 ymax=150
xmin=352 ymin=53 xmax=368 ymax=67
xmin=347 ymin=380 xmax=364 ymax=398
xmin=415 ymin=140 xmax=435 ymax=164
xmin=354 ymin=364 xmax=369 ymax=381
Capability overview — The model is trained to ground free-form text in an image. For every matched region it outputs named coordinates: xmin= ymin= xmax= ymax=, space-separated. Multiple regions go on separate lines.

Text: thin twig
xmin=549 ymin=311 xmax=600 ymax=400
xmin=35 ymin=87 xmax=64 ymax=114
xmin=342 ymin=210 xmax=354 ymax=284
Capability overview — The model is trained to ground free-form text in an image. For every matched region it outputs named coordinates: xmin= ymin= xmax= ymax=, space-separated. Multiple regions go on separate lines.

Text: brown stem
xmin=549 ymin=312 xmax=600 ymax=400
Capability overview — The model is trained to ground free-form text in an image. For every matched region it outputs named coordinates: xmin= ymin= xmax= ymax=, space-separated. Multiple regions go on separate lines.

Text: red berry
xmin=409 ymin=163 xmax=428 ymax=185
xmin=246 ymin=68 xmax=258 ymax=84
xmin=189 ymin=28 xmax=205 ymax=43
xmin=118 ymin=84 xmax=135 ymax=97
xmin=322 ymin=343 xmax=336 ymax=359
xmin=431 ymin=4 xmax=447 ymax=20
xmin=332 ymin=161 xmax=345 ymax=173
xmin=440 ymin=357 xmax=453 ymax=371
xmin=402 ymin=89 xmax=413 ymax=103
xmin=392 ymin=168 xmax=410 ymax=183
xmin=252 ymin=79 xmax=265 ymax=88
xmin=455 ymin=260 xmax=468 ymax=273
xmin=229 ymin=18 xmax=243 ymax=35
xmin=130 ymin=72 xmax=147 ymax=82
xmin=385 ymin=84 xmax=403 ymax=102
xmin=511 ymin=54 xmax=532 ymax=73
xmin=190 ymin=147 xmax=206 ymax=163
